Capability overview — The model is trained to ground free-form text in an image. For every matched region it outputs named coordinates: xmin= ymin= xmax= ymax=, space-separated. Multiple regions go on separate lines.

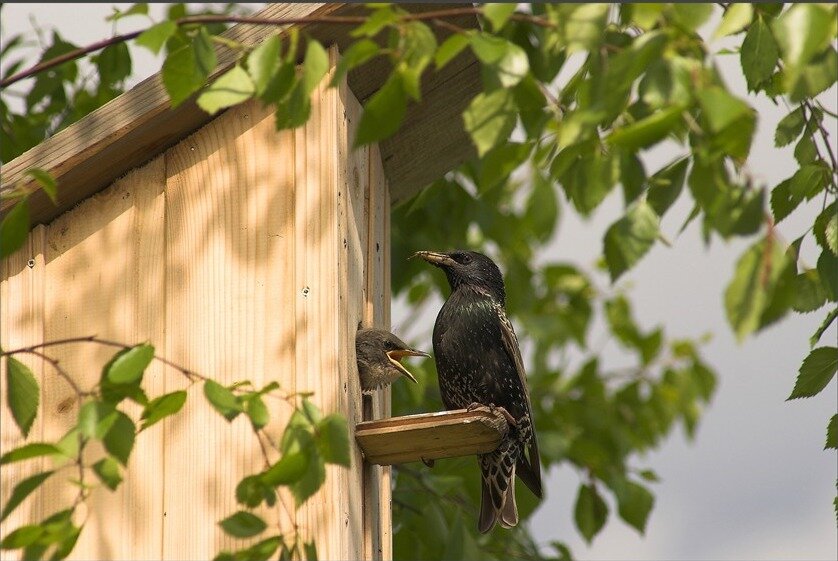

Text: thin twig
xmin=802 ymin=100 xmax=838 ymax=183
xmin=2 ymin=335 xmax=204 ymax=382
xmin=15 ymin=348 xmax=87 ymax=398
xmin=0 ymin=8 xmax=553 ymax=88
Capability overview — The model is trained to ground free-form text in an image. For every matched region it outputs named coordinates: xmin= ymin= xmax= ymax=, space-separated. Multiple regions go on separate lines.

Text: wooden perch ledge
xmin=355 ymin=408 xmax=509 ymax=466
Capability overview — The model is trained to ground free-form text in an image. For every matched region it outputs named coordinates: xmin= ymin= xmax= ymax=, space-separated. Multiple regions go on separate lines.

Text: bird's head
xmin=413 ymin=250 xmax=506 ymax=302
xmin=355 ymin=328 xmax=428 ymax=391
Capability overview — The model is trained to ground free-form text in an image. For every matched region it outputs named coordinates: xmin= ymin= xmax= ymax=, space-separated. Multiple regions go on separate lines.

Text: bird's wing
xmin=493 ymin=301 xmax=543 ymax=498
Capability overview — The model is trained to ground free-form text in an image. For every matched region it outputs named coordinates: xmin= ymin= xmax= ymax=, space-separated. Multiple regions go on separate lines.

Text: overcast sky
xmin=2 ymin=4 xmax=836 ymax=560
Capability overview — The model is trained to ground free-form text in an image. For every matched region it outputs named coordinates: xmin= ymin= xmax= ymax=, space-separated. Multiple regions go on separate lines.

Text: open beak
xmin=385 ymin=348 xmax=429 ymax=384
xmin=412 ymin=251 xmax=457 ymax=268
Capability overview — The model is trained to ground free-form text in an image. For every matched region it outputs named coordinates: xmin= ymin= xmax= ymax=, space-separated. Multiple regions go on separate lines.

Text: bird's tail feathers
xmin=478 ymin=439 xmax=518 ymax=533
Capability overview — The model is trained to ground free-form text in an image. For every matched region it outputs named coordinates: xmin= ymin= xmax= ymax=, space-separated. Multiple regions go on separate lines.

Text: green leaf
xmin=399 ymin=22 xmax=437 ymax=100
xmin=483 ymin=3 xmax=517 ymax=31
xmin=811 ymin=308 xmax=837 ymax=347
xmin=607 ymin=105 xmax=682 ymax=151
xmin=107 ymin=3 xmax=148 ymax=22
xmin=0 ymin=471 xmax=53 ymax=522
xmin=774 ymin=106 xmax=805 ymax=147
xmin=725 ymin=237 xmax=788 ymax=341
xmin=615 ymin=480 xmax=655 ymax=534
xmin=740 ymin=16 xmax=779 ymax=90
xmin=245 ymin=394 xmax=269 ymax=429
xmin=0 ymin=525 xmax=44 ymax=548
xmin=140 ymin=390 xmax=187 ymax=430
xmin=302 ymin=40 xmax=329 ymax=95
xmin=603 ymin=201 xmax=660 ymax=282
xmin=25 ymin=168 xmax=58 ymax=204
xmin=355 ymin=73 xmax=407 ymax=146
xmin=197 ymin=65 xmax=255 ymax=115
xmin=770 ymin=178 xmax=800 ymax=223
xmin=435 ymin=34 xmax=470 ymax=69
xmin=247 ymin=34 xmax=281 ymax=96
xmin=136 ymin=21 xmax=177 ymax=55
xmin=162 ymin=29 xmax=217 ymax=107
xmin=793 ymin=269 xmax=827 ymax=313
xmin=620 ymin=152 xmax=646 ymax=205
xmin=261 ymin=452 xmax=308 ymax=486
xmin=316 ymin=414 xmax=350 ymax=466
xmin=350 ymin=6 xmax=397 ymax=38
xmin=526 ymin=172 xmax=559 ymax=242
xmin=103 ymin=411 xmax=136 ymax=465
xmin=0 ymin=442 xmax=61 ymax=465
xmin=92 ymin=457 xmax=122 ymax=490
xmin=77 ymin=400 xmax=117 ymax=440
xmin=788 ymin=347 xmax=837 ymax=400
xmin=638 ymin=469 xmax=660 ymax=483
xmin=219 ymin=511 xmax=267 ymax=538
xmin=789 ymin=163 xmax=829 ymax=200
xmin=794 ymin=134 xmax=818 ymax=165
xmin=818 ymin=251 xmax=838 ymax=301
xmin=826 ymin=415 xmax=837 ymax=450
xmin=204 ymin=380 xmax=243 ymax=421
xmin=330 ymin=38 xmax=379 ymax=87
xmin=303 ymin=540 xmax=318 ymax=561
xmin=235 ymin=475 xmax=276 ymax=508
xmin=790 ymin=46 xmax=838 ymax=102
xmin=469 ymin=33 xmax=529 ymax=88
xmin=647 ymin=157 xmax=689 ymax=217
xmin=714 ymin=3 xmax=753 ymax=38
xmin=697 ymin=87 xmax=752 ymax=134
xmin=463 ymin=88 xmax=517 ymax=157
xmin=52 ymin=428 xmax=80 ymax=465
xmin=574 ymin=483 xmax=608 ymax=543
xmin=814 ymin=203 xmax=838 ymax=256
xmin=671 ymin=4 xmax=713 ymax=31
xmin=773 ymin=4 xmax=834 ymax=73
xmin=6 ymin=356 xmax=39 ymax=438
xmin=0 ymin=199 xmax=29 ymax=259
xmin=564 ymin=4 xmax=610 ymax=52
xmin=106 ymin=343 xmax=154 ymax=384
xmin=95 ymin=42 xmax=132 ymax=85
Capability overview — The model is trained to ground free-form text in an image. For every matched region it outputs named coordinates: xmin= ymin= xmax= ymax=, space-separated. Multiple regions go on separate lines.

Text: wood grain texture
xmin=355 ymin=410 xmax=508 ymax=466
xmin=0 ymin=226 xmax=46 ymax=543
xmin=1 ymin=4 xmax=480 ymax=227
xmin=1 ymin=48 xmax=394 ymax=561
xmin=41 ymin=157 xmax=167 ymax=560
xmin=162 ymin=98 xmax=296 ymax=559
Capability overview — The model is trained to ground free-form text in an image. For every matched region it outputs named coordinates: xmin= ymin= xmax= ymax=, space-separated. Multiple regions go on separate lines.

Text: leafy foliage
xmin=1 ymin=2 xmax=836 ymax=559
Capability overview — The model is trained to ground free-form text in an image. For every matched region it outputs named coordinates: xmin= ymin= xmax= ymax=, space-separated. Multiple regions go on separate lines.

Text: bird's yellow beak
xmin=385 ymin=349 xmax=428 ymax=384
xmin=412 ymin=251 xmax=457 ymax=267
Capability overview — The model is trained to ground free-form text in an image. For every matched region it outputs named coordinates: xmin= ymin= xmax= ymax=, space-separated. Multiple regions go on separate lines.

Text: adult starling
xmin=414 ymin=250 xmax=542 ymax=533
xmin=355 ymin=328 xmax=428 ymax=394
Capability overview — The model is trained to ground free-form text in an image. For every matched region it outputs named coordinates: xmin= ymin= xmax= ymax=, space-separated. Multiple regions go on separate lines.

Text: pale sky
xmin=2 ymin=4 xmax=836 ymax=560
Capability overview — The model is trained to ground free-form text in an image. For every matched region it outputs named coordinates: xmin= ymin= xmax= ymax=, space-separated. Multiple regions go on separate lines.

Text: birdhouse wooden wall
xmin=0 ymin=50 xmax=393 ymax=560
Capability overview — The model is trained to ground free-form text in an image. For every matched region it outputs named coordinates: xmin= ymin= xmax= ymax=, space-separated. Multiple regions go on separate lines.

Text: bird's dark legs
xmin=421 ymin=457 xmax=435 ymax=468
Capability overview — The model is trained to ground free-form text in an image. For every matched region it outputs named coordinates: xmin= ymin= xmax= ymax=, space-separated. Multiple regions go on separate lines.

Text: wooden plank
xmin=1 ymin=4 xmax=480 ymax=227
xmin=355 ymin=410 xmax=508 ymax=466
xmin=0 ymin=225 xmax=46 ymax=542
xmin=336 ymin=52 xmax=372 ymax=561
xmin=36 ymin=156 xmax=167 ymax=560
xmin=161 ymin=98 xmax=295 ymax=559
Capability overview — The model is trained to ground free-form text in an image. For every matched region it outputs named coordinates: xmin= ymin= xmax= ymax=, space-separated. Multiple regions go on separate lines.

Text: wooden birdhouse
xmin=0 ymin=4 xmax=505 ymax=560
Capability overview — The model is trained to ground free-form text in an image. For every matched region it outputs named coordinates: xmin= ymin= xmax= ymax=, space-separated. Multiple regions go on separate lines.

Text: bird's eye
xmin=461 ymin=254 xmax=472 ymax=264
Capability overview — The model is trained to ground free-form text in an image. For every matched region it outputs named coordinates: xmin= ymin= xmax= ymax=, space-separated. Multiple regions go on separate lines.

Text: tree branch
xmin=0 ymin=8 xmax=554 ymax=89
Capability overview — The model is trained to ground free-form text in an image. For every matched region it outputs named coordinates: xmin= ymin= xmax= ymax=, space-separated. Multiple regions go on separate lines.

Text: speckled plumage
xmin=415 ymin=250 xmax=542 ymax=533
xmin=355 ymin=328 xmax=428 ymax=394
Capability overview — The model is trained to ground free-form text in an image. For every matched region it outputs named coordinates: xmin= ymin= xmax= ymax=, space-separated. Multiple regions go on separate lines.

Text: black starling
xmin=355 ymin=328 xmax=428 ymax=394
xmin=414 ymin=250 xmax=542 ymax=533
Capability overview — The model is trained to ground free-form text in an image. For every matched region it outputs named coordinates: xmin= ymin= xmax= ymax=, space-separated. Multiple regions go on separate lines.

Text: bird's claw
xmin=421 ymin=456 xmax=435 ymax=468
xmin=467 ymin=402 xmax=517 ymax=427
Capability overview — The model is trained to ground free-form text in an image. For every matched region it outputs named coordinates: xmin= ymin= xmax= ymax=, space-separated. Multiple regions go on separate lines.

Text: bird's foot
xmin=421 ymin=456 xmax=435 ymax=468
xmin=467 ymin=402 xmax=517 ymax=427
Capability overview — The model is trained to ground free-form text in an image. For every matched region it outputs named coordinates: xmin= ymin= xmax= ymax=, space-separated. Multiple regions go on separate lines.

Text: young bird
xmin=414 ymin=250 xmax=542 ymax=533
xmin=355 ymin=328 xmax=428 ymax=394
